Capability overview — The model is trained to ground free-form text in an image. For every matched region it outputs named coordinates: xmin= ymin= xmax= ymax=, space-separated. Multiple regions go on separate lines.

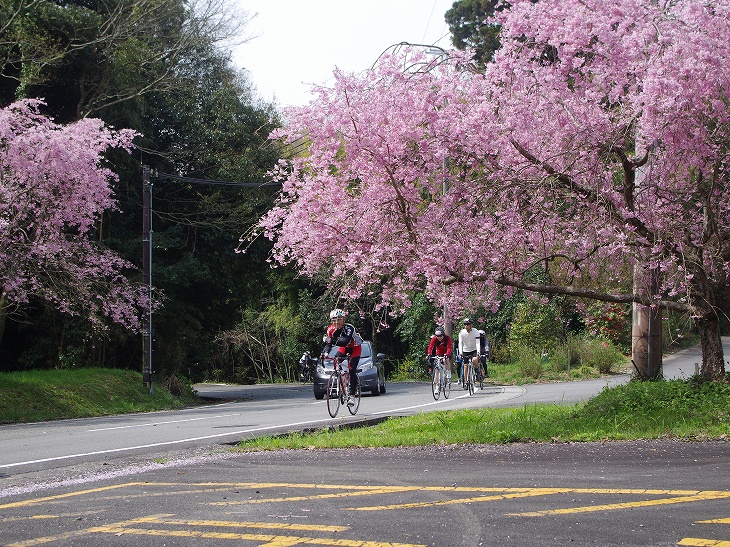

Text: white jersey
xmin=458 ymin=328 xmax=480 ymax=354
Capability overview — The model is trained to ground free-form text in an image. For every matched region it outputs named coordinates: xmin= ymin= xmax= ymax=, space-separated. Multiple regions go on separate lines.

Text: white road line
xmin=87 ymin=414 xmax=240 ymax=432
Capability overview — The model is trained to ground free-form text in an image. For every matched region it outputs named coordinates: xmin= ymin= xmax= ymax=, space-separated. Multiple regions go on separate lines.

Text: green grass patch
xmin=235 ymin=379 xmax=730 ymax=450
xmin=0 ymin=367 xmax=199 ymax=423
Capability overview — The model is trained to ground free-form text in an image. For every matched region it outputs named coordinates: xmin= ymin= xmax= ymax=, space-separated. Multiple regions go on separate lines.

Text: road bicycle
xmin=325 ymin=356 xmax=361 ymax=417
xmin=476 ymin=353 xmax=488 ymax=390
xmin=462 ymin=353 xmax=475 ymax=396
xmin=431 ymin=355 xmax=451 ymax=400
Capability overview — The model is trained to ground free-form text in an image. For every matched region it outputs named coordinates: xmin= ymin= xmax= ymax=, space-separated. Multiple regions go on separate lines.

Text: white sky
xmin=231 ymin=0 xmax=455 ymax=108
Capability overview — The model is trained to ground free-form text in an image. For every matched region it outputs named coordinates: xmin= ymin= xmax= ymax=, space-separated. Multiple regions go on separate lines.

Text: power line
xmin=154 ymin=171 xmax=281 ymax=187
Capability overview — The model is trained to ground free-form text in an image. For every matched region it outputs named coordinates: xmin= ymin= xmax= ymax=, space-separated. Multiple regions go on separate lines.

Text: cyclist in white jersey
xmin=458 ymin=318 xmax=480 ymax=383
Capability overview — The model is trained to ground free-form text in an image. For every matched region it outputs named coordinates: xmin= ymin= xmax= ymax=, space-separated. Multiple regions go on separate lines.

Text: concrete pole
xmin=142 ymin=166 xmax=153 ymax=392
xmin=631 ymin=264 xmax=662 ymax=379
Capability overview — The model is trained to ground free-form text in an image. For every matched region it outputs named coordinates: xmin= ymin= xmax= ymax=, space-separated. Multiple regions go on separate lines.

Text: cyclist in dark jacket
xmin=323 ymin=308 xmax=362 ymax=406
xmin=478 ymin=329 xmax=489 ymax=379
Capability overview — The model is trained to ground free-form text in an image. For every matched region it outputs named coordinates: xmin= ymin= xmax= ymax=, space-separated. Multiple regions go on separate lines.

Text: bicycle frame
xmin=431 ymin=355 xmax=450 ymax=400
xmin=326 ymin=356 xmax=360 ymax=417
xmin=462 ymin=353 xmax=476 ymax=395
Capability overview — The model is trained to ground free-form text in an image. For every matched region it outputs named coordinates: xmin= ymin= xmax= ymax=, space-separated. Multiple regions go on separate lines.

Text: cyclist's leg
xmin=462 ymin=355 xmax=469 ymax=388
xmin=349 ymin=356 xmax=360 ymax=391
xmin=348 ymin=355 xmax=360 ymax=403
xmin=432 ymin=363 xmax=441 ymax=400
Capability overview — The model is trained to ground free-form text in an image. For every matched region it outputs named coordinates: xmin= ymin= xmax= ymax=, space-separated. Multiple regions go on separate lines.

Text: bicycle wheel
xmin=326 ymin=374 xmax=340 ymax=418
xmin=477 ymin=362 xmax=484 ymax=391
xmin=443 ymin=371 xmax=451 ymax=399
xmin=348 ymin=382 xmax=361 ymax=415
xmin=468 ymin=362 xmax=475 ymax=396
xmin=432 ymin=367 xmax=441 ymax=401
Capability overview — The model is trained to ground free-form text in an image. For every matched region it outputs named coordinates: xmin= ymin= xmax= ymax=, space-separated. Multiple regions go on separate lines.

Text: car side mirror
xmin=376 ymin=353 xmax=386 ymax=360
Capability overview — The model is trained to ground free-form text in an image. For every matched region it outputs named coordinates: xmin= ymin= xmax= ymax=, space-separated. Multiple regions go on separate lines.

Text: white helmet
xmin=329 ymin=308 xmax=347 ymax=319
xmin=478 ymin=330 xmax=485 ymax=335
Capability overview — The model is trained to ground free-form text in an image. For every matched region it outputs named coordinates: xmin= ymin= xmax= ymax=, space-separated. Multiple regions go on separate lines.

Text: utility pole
xmin=139 ymin=167 xmax=282 ymax=392
xmin=631 ymin=264 xmax=662 ymax=380
xmin=631 ymin=145 xmax=662 ymax=379
xmin=142 ymin=166 xmax=153 ymax=392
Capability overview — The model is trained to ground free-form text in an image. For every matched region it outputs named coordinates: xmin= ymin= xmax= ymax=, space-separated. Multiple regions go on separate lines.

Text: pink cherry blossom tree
xmin=0 ymin=100 xmax=150 ymax=346
xmin=259 ymin=0 xmax=730 ymax=380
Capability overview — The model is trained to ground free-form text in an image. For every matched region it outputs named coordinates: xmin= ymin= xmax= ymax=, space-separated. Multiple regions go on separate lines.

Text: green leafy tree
xmin=445 ymin=0 xmax=502 ymax=67
xmin=0 ymin=0 xmax=292 ymax=379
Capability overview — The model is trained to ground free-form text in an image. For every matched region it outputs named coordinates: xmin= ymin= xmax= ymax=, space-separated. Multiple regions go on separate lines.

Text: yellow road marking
xmin=698 ymin=518 xmax=730 ymax=524
xmin=0 ymin=482 xmax=146 ymax=509
xmin=510 ymin=491 xmax=730 ymax=517
xmin=138 ymin=514 xmax=348 ymax=532
xmin=0 ymin=510 xmax=104 ymax=523
xmin=5 ymin=514 xmax=422 ymax=547
xmin=212 ymin=486 xmax=424 ymax=505
xmin=349 ymin=488 xmax=568 ymax=511
xmin=677 ymin=539 xmax=730 ymax=546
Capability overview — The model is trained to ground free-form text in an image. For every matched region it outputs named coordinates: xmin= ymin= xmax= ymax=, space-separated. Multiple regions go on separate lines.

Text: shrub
xmin=550 ymin=335 xmax=584 ymax=371
xmin=578 ymin=338 xmax=625 ymax=374
xmin=490 ymin=342 xmax=510 ymax=364
xmin=512 ymin=344 xmax=543 ymax=379
xmin=508 ymin=300 xmax=563 ymax=353
xmin=584 ymin=302 xmax=632 ymax=351
xmin=391 ymin=357 xmax=427 ymax=381
xmin=159 ymin=374 xmax=196 ymax=398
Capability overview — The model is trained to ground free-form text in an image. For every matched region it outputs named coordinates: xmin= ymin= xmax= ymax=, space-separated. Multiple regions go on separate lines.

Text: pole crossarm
xmin=154 ymin=171 xmax=281 ymax=187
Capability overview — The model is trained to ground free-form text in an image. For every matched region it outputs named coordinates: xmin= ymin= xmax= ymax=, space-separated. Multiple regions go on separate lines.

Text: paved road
xmin=0 ymin=339 xmax=725 ymax=477
xmin=0 ymin=342 xmax=728 ymax=546
xmin=1 ymin=440 xmax=728 ymax=546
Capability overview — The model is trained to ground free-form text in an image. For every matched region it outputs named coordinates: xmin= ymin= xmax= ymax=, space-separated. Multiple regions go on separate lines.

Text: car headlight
xmin=358 ymin=361 xmax=373 ymax=372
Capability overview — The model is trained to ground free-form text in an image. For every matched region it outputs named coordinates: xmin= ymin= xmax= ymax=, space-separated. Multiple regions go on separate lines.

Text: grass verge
xmin=0 ymin=367 xmax=199 ymax=423
xmin=234 ymin=378 xmax=730 ymax=450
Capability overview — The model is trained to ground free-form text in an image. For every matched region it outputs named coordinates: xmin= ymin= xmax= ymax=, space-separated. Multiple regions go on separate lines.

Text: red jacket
xmin=427 ymin=334 xmax=452 ymax=357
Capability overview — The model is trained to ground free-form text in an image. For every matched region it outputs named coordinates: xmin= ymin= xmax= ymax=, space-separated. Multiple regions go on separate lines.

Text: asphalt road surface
xmin=0 ymin=341 xmax=728 ymax=546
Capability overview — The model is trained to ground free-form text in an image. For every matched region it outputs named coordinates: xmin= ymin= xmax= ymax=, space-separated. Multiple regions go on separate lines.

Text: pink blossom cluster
xmin=260 ymin=0 xmax=730 ymax=320
xmin=0 ymin=100 xmax=149 ymax=332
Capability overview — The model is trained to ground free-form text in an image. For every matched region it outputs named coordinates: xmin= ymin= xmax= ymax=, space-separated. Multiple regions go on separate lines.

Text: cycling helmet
xmin=478 ymin=329 xmax=485 ymax=335
xmin=329 ymin=308 xmax=347 ymax=319
xmin=463 ymin=317 xmax=472 ymax=324
xmin=434 ymin=328 xmax=444 ymax=336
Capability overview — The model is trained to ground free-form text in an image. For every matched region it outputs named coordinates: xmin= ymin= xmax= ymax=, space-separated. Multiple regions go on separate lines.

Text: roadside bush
xmin=391 ymin=357 xmax=427 ymax=381
xmin=508 ymin=300 xmax=562 ymax=353
xmin=159 ymin=373 xmax=197 ymax=399
xmin=551 ymin=335 xmax=592 ymax=372
xmin=578 ymin=338 xmax=624 ymax=373
xmin=572 ymin=365 xmax=599 ymax=379
xmin=490 ymin=342 xmax=510 ymax=364
xmin=512 ymin=344 xmax=543 ymax=379
xmin=584 ymin=302 xmax=632 ymax=352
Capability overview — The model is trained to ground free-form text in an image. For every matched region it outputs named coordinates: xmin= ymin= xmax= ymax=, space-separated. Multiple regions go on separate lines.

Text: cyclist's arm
xmin=427 ymin=336 xmax=436 ymax=356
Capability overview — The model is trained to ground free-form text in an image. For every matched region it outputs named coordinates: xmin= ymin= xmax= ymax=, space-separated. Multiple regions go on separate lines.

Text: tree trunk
xmin=696 ymin=314 xmax=726 ymax=381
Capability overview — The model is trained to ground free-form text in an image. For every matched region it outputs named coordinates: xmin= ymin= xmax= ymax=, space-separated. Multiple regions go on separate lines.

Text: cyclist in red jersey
xmin=427 ymin=327 xmax=453 ymax=380
xmin=322 ymin=308 xmax=362 ymax=406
